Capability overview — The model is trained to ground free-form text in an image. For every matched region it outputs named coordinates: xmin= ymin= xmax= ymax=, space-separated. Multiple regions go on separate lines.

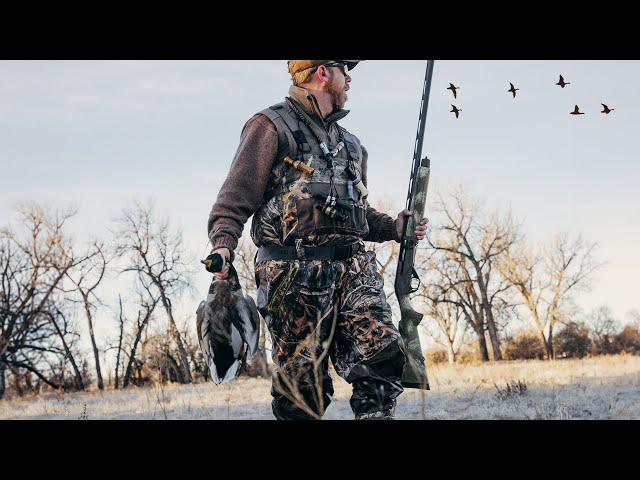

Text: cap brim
xmin=341 ymin=60 xmax=360 ymax=72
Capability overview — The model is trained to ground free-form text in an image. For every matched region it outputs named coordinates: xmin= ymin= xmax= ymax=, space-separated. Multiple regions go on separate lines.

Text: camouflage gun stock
xmin=395 ymin=60 xmax=435 ymax=390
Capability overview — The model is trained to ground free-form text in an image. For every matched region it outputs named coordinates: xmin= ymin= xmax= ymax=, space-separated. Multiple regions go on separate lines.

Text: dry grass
xmin=1 ymin=355 xmax=639 ymax=420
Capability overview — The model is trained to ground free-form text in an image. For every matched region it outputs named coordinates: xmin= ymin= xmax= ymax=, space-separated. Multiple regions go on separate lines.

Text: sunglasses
xmin=310 ymin=61 xmax=350 ymax=75
xmin=323 ymin=61 xmax=350 ymax=73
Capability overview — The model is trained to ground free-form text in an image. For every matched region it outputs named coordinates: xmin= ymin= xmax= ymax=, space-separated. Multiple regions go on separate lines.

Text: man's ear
xmin=315 ymin=65 xmax=330 ymax=85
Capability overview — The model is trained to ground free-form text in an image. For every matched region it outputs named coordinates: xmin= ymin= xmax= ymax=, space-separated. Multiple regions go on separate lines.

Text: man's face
xmin=326 ymin=65 xmax=351 ymax=110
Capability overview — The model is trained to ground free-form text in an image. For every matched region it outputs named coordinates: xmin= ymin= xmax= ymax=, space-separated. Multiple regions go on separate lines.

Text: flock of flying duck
xmin=447 ymin=75 xmax=615 ymax=119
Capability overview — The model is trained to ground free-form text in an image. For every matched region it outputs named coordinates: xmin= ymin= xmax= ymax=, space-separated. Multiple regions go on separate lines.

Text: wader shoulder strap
xmin=258 ymin=102 xmax=310 ymax=159
xmin=259 ymin=102 xmax=314 ymax=204
xmin=338 ymin=127 xmax=362 ymax=163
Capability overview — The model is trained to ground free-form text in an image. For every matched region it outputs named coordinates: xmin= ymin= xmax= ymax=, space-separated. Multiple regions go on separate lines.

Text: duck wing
xmin=197 ymin=299 xmax=233 ymax=384
xmin=231 ymin=290 xmax=261 ymax=360
xmin=197 ymin=274 xmax=249 ymax=384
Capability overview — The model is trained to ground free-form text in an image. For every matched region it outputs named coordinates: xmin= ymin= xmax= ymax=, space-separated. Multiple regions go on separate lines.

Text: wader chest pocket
xmin=296 ymin=187 xmax=367 ymax=236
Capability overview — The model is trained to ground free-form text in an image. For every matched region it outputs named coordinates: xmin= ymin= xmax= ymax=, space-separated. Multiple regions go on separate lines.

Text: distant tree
xmin=121 ymin=291 xmax=159 ymax=388
xmin=625 ymin=310 xmax=640 ymax=327
xmin=426 ymin=185 xmax=518 ymax=361
xmin=0 ymin=203 xmax=95 ymax=398
xmin=613 ymin=325 xmax=640 ymax=355
xmin=416 ymin=257 xmax=470 ymax=364
xmin=113 ymin=200 xmax=195 ymax=384
xmin=585 ymin=305 xmax=620 ymax=355
xmin=60 ymin=241 xmax=109 ymax=390
xmin=113 ymin=296 xmax=125 ymax=389
xmin=554 ymin=321 xmax=593 ymax=358
xmin=498 ymin=233 xmax=600 ymax=359
xmin=504 ymin=330 xmax=546 ymax=360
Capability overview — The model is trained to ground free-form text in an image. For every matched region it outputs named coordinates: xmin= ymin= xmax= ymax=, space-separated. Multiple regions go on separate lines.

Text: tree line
xmin=400 ymin=185 xmax=640 ymax=364
xmin=1 ymin=185 xmax=638 ymax=399
xmin=0 ymin=200 xmax=271 ymax=400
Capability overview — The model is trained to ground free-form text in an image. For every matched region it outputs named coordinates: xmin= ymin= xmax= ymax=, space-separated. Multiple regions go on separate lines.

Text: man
xmin=207 ymin=60 xmax=428 ymax=420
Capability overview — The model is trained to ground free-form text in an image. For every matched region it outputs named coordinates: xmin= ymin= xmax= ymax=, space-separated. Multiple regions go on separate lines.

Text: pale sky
xmin=1 ymin=60 xmax=639 ymax=350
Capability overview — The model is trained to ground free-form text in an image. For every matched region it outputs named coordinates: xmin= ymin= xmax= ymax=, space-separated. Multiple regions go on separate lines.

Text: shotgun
xmin=395 ymin=60 xmax=435 ymax=389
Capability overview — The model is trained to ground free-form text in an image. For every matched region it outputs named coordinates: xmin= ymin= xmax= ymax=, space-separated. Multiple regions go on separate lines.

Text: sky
xmin=1 ymin=60 xmax=639 ymax=351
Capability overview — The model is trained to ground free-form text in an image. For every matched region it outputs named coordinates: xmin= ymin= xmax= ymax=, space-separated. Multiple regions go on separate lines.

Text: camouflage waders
xmin=255 ymin=243 xmax=406 ymax=420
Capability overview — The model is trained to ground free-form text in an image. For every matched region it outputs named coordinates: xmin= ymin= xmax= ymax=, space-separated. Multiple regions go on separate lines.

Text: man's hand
xmin=395 ymin=209 xmax=429 ymax=242
xmin=212 ymin=247 xmax=231 ymax=281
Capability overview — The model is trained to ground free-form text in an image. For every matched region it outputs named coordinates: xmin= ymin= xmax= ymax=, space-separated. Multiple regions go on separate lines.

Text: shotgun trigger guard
xmin=410 ymin=267 xmax=421 ymax=293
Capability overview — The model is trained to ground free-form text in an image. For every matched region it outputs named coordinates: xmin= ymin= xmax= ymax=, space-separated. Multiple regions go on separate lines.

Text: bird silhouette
xmin=601 ymin=103 xmax=614 ymax=114
xmin=450 ymin=105 xmax=461 ymax=118
xmin=447 ymin=83 xmax=460 ymax=99
xmin=508 ymin=82 xmax=519 ymax=98
xmin=570 ymin=105 xmax=585 ymax=115
xmin=556 ymin=75 xmax=570 ymax=88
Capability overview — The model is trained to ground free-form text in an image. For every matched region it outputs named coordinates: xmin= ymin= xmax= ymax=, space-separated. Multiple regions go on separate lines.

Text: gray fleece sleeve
xmin=360 ymin=145 xmax=400 ymax=243
xmin=207 ymin=114 xmax=279 ymax=261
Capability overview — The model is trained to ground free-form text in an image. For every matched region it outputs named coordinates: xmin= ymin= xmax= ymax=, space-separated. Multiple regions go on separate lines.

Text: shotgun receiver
xmin=395 ymin=60 xmax=435 ymax=390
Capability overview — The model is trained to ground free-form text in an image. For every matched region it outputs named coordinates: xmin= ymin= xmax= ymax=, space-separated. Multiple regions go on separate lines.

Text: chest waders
xmin=252 ymin=98 xmax=370 ymax=261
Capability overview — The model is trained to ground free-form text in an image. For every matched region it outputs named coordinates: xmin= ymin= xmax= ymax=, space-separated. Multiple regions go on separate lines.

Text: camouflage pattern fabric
xmin=249 ymin=100 xmax=369 ymax=249
xmin=255 ymin=243 xmax=406 ymax=420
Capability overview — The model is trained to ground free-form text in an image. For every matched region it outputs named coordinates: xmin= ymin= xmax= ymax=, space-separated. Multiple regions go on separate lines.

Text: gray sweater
xmin=207 ymin=92 xmax=398 ymax=262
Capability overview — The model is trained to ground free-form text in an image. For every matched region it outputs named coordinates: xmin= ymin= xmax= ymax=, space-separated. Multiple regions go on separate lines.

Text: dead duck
xmin=196 ymin=262 xmax=260 ymax=384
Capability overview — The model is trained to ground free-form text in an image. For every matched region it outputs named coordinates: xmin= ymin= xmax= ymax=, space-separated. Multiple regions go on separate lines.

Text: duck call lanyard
xmin=286 ymin=97 xmax=351 ymax=200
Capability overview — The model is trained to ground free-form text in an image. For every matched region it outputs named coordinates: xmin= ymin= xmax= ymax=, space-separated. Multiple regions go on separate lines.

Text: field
xmin=1 ymin=355 xmax=639 ymax=420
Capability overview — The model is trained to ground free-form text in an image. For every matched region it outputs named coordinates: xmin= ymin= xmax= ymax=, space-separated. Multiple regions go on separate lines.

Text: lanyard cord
xmin=285 ymin=97 xmax=346 ymax=148
xmin=285 ymin=97 xmax=345 ymax=197
xmin=285 ymin=98 xmax=357 ymax=186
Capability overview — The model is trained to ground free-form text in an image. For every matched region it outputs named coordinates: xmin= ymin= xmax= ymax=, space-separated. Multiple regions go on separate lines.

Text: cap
xmin=287 ymin=60 xmax=360 ymax=77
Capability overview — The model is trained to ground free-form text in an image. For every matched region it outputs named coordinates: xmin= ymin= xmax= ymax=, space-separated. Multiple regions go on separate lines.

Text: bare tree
xmin=498 ymin=232 xmax=600 ymax=359
xmin=122 ymin=291 xmax=159 ymax=388
xmin=584 ymin=305 xmax=619 ymax=355
xmin=113 ymin=200 xmax=195 ymax=383
xmin=0 ymin=203 xmax=94 ymax=398
xmin=114 ymin=295 xmax=125 ymax=389
xmin=427 ymin=185 xmax=517 ymax=361
xmin=60 ymin=241 xmax=109 ymax=390
xmin=625 ymin=309 xmax=640 ymax=328
xmin=47 ymin=305 xmax=85 ymax=390
xmin=415 ymin=260 xmax=469 ymax=364
xmin=419 ymin=247 xmax=490 ymax=360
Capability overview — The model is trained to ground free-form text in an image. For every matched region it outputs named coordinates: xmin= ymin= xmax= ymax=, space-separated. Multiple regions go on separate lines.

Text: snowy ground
xmin=1 ymin=355 xmax=639 ymax=420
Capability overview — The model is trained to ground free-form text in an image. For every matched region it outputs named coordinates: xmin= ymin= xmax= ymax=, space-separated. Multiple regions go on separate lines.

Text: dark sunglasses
xmin=323 ymin=61 xmax=350 ymax=73
xmin=310 ymin=61 xmax=350 ymax=75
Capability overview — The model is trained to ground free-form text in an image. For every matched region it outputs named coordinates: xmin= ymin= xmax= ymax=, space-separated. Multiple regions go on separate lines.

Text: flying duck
xmin=447 ymin=83 xmax=460 ymax=99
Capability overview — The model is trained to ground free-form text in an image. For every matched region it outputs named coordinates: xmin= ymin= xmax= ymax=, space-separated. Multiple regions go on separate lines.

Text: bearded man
xmin=207 ymin=60 xmax=428 ymax=420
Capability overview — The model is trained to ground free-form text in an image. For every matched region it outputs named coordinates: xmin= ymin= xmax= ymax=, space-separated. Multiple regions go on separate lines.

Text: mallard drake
xmin=196 ymin=263 xmax=260 ymax=384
